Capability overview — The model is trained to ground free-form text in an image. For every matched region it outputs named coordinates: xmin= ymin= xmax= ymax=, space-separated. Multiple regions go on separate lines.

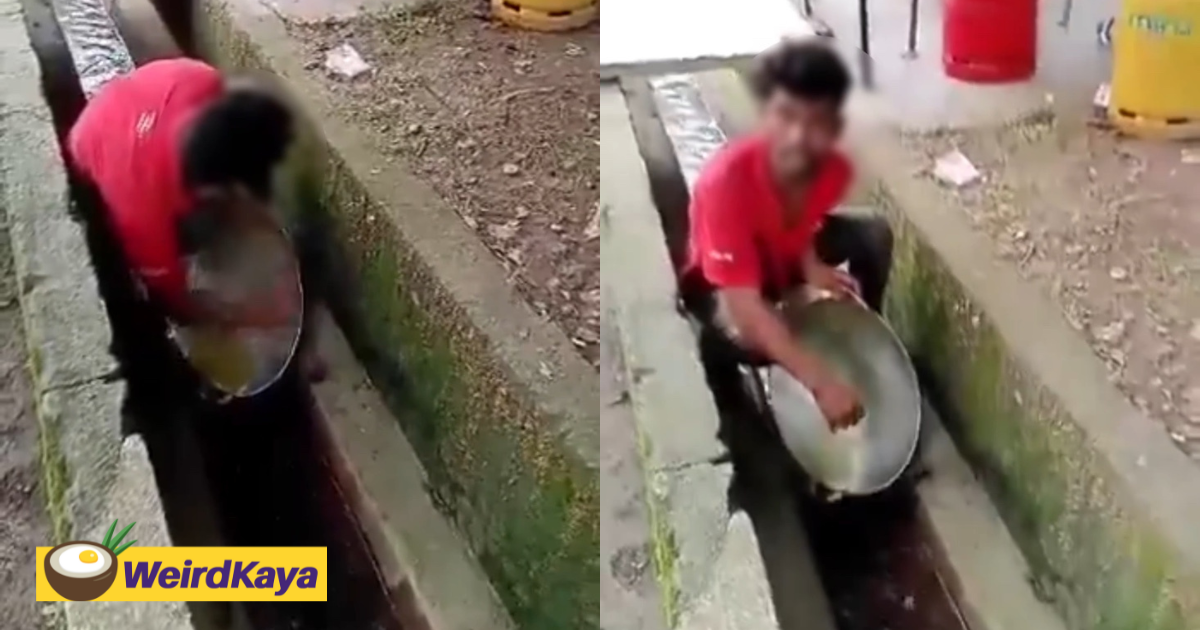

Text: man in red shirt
xmin=68 ymin=58 xmax=324 ymax=384
xmin=680 ymin=39 xmax=892 ymax=430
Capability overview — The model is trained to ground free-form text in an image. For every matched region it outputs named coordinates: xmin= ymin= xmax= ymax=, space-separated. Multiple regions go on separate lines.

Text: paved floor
xmin=0 ymin=220 xmax=55 ymax=630
xmin=599 ymin=308 xmax=664 ymax=630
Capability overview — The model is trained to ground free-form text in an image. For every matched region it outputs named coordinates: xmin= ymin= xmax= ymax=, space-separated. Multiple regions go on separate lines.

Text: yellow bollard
xmin=1109 ymin=0 xmax=1200 ymax=139
xmin=492 ymin=0 xmax=598 ymax=32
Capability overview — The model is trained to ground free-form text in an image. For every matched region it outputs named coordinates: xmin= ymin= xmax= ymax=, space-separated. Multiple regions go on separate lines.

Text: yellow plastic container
xmin=495 ymin=0 xmax=592 ymax=12
xmin=492 ymin=0 xmax=598 ymax=32
xmin=1109 ymin=0 xmax=1200 ymax=139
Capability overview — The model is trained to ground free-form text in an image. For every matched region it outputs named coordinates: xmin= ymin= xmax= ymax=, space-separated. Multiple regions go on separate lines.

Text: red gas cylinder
xmin=943 ymin=0 xmax=1037 ymax=83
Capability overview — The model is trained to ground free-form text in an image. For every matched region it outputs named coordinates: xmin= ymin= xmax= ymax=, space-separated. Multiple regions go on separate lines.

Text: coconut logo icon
xmin=44 ymin=519 xmax=137 ymax=601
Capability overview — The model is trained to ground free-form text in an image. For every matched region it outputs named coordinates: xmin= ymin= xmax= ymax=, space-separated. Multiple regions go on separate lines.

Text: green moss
xmin=649 ymin=497 xmax=681 ymax=629
xmin=870 ymin=183 xmax=1194 ymax=630
xmin=635 ymin=429 xmax=680 ymax=628
xmin=35 ymin=395 xmax=71 ymax=544
xmin=197 ymin=5 xmax=598 ymax=628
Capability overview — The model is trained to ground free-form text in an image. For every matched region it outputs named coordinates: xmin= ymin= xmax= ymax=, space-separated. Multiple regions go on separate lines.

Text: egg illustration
xmin=44 ymin=541 xmax=118 ymax=601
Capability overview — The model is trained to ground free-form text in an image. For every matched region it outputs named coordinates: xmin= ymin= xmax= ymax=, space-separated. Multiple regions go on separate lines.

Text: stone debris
xmin=932 ymin=149 xmax=981 ymax=188
xmin=584 ymin=202 xmax=600 ymax=241
xmin=324 ymin=43 xmax=371 ymax=79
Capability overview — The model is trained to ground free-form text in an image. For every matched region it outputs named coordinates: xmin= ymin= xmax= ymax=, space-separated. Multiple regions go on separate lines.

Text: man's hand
xmin=810 ymin=371 xmax=863 ymax=431
xmin=805 ymin=260 xmax=860 ymax=300
xmin=716 ymin=287 xmax=863 ymax=430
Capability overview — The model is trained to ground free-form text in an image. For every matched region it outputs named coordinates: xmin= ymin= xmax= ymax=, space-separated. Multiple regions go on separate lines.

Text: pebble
xmin=1093 ymin=320 xmax=1126 ymax=343
xmin=1109 ymin=266 xmax=1128 ymax=280
xmin=501 ymin=163 xmax=521 ymax=176
xmin=487 ymin=221 xmax=519 ymax=240
xmin=324 ymin=43 xmax=371 ymax=79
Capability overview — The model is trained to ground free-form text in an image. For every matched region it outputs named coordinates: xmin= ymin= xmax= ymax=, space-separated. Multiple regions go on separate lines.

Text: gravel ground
xmin=0 ymin=227 xmax=56 ymax=629
xmin=900 ymin=108 xmax=1200 ymax=459
xmin=291 ymin=1 xmax=600 ymax=365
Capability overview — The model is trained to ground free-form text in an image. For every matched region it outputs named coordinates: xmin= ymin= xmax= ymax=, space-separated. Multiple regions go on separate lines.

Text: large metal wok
xmin=168 ymin=217 xmax=304 ymax=401
xmin=761 ymin=296 xmax=921 ymax=496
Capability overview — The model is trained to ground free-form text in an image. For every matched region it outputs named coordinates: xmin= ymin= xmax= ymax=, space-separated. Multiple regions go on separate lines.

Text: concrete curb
xmin=600 ymin=82 xmax=778 ymax=629
xmin=835 ymin=106 xmax=1200 ymax=629
xmin=916 ymin=401 xmax=1066 ymax=630
xmin=1 ymin=1 xmax=188 ymax=627
xmin=195 ymin=2 xmax=598 ymax=628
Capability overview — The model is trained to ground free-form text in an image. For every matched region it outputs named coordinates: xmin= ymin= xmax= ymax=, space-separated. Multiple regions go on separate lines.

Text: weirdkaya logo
xmin=124 ymin=558 xmax=319 ymax=594
xmin=42 ymin=519 xmax=138 ymax=601
xmin=37 ymin=524 xmax=327 ymax=603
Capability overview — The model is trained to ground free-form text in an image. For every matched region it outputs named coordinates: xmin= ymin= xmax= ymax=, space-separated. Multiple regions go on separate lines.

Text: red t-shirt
xmin=68 ymin=58 xmax=224 ymax=314
xmin=681 ymin=135 xmax=852 ymax=298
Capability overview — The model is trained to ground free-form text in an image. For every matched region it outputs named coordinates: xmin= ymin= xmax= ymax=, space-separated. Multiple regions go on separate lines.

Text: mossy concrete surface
xmin=851 ymin=126 xmax=1200 ymax=629
xmin=1 ymin=0 xmax=188 ymax=626
xmin=194 ymin=1 xmax=598 ymax=628
xmin=310 ymin=306 xmax=514 ymax=630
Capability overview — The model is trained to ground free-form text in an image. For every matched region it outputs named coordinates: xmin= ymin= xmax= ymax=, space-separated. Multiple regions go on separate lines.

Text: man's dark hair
xmin=749 ymin=38 xmax=851 ymax=107
xmin=178 ymin=89 xmax=294 ymax=256
xmin=181 ymin=88 xmax=294 ymax=201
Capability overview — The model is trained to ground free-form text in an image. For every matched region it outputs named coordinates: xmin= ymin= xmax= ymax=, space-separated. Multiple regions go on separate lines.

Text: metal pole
xmin=858 ymin=0 xmax=874 ymax=89
xmin=904 ymin=0 xmax=919 ymax=57
xmin=1058 ymin=0 xmax=1074 ymax=28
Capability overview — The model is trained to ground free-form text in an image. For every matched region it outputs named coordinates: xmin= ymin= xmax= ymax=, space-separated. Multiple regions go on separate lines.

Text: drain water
xmin=800 ymin=483 xmax=970 ymax=630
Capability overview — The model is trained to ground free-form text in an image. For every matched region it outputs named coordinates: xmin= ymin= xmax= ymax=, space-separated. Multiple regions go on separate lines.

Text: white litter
xmin=325 ymin=43 xmax=371 ymax=79
xmin=584 ymin=203 xmax=600 ymax=241
xmin=1181 ymin=147 xmax=1200 ymax=165
xmin=1093 ymin=82 xmax=1112 ymax=109
xmin=932 ymin=149 xmax=981 ymax=188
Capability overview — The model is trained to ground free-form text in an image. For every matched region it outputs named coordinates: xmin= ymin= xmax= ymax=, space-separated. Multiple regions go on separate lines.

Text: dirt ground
xmin=900 ymin=111 xmax=1200 ymax=458
xmin=291 ymin=1 xmax=600 ymax=366
xmin=0 ymin=231 xmax=56 ymax=629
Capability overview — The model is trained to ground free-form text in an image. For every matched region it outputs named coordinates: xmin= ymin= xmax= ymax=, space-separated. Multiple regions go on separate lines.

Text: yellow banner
xmin=36 ymin=546 xmax=327 ymax=602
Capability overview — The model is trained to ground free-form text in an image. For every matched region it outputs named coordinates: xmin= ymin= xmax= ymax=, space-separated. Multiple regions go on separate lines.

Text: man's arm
xmin=717 ymin=287 xmax=830 ymax=387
